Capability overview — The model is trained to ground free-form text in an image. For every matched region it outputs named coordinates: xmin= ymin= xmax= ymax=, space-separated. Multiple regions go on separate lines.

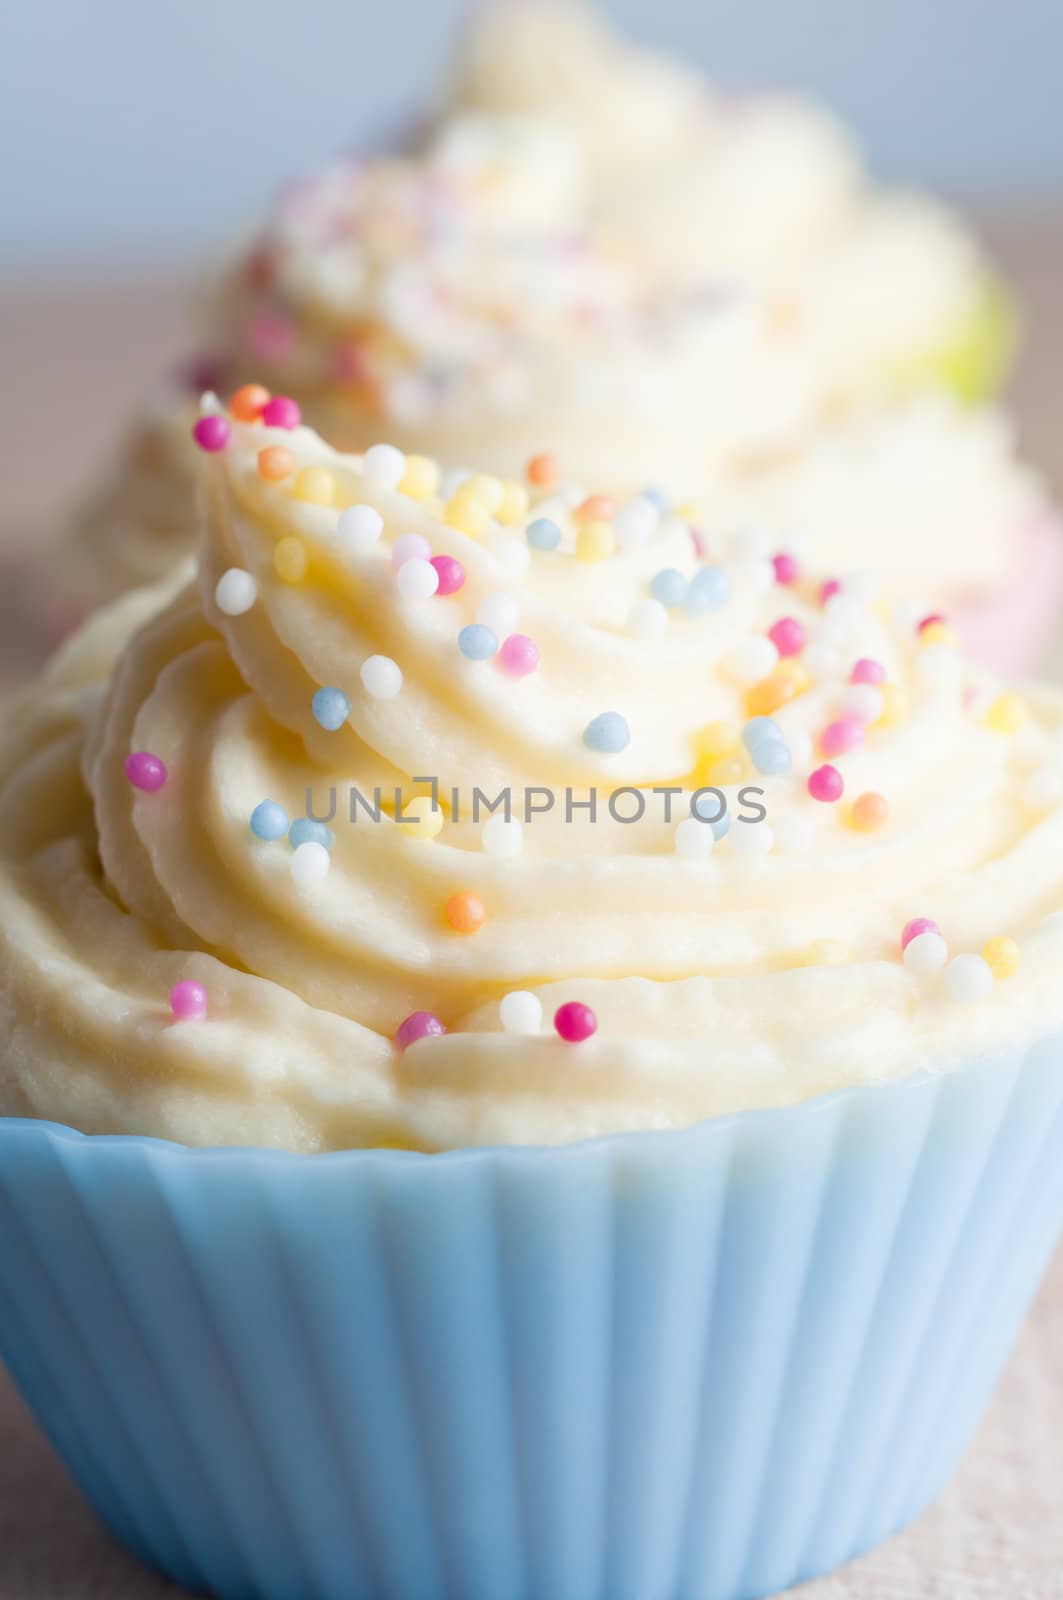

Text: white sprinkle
xmin=500 ymin=990 xmax=543 ymax=1035
xmin=360 ymin=655 xmax=403 ymax=699
xmin=723 ymin=636 xmax=779 ymax=686
xmin=291 ymin=841 xmax=330 ymax=886
xmin=214 ymin=567 xmax=257 ymax=616
xmin=730 ymin=820 xmax=774 ymax=856
xmin=337 ymin=505 xmax=384 ymax=555
xmin=917 ymin=644 xmax=960 ymax=684
xmin=772 ymin=812 xmax=814 ymax=853
xmin=362 ymin=443 xmax=407 ymax=490
xmin=613 ymin=497 xmax=658 ymax=550
xmin=841 ymin=684 xmax=885 ymax=724
xmin=478 ymin=593 xmax=519 ymax=636
xmin=803 ymin=643 xmax=844 ymax=681
xmin=440 ymin=467 xmax=473 ymax=499
xmin=396 ymin=558 xmax=440 ymax=601
xmin=627 ymin=598 xmax=669 ymax=639
xmin=903 ymin=931 xmax=948 ymax=976
xmin=199 ymin=390 xmax=223 ymax=415
xmin=945 ymin=953 xmax=994 ymax=1002
xmin=674 ymin=816 xmax=715 ymax=860
xmin=481 ymin=815 xmax=524 ymax=858
xmin=488 ymin=530 xmax=531 ymax=578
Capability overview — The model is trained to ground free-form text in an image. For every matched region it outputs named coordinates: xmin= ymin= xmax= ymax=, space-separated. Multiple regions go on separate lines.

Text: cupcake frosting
xmin=7 ymin=403 xmax=1063 ymax=1152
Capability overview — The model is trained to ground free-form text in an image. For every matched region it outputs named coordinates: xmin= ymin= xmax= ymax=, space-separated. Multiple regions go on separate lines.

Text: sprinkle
xmin=293 ymin=466 xmax=335 ymax=507
xmin=459 ymin=623 xmax=499 ymax=661
xmin=192 ymin=415 xmax=231 ymax=453
xmin=391 ymin=533 xmax=431 ymax=568
xmin=399 ymin=796 xmax=444 ymax=840
xmin=463 ymin=475 xmax=506 ymax=514
xmin=274 ymin=537 xmax=308 ymax=582
xmin=841 ymin=684 xmax=885 ymax=724
xmin=902 ymin=916 xmax=940 ymax=951
xmin=250 ymin=799 xmax=289 ymax=840
xmin=741 ymin=716 xmax=783 ymax=752
xmin=170 ymin=980 xmax=208 ymax=1022
xmin=337 ymin=504 xmax=384 ymax=555
xmin=125 ymin=752 xmax=167 ymax=792
xmin=985 ymin=694 xmax=1029 ymax=735
xmin=675 ymin=816 xmax=715 ymax=860
xmin=613 ymin=497 xmax=658 ymax=550
xmin=576 ymin=520 xmax=616 ymax=562
xmin=258 ymin=445 xmax=295 ymax=482
xmin=627 ymin=598 xmax=669 ymax=638
xmin=874 ymin=682 xmax=907 ymax=729
xmin=311 ymin=686 xmax=350 ymax=732
xmin=730 ymin=820 xmax=774 ymax=856
xmin=527 ymin=516 xmax=562 ymax=551
xmin=361 ymin=655 xmax=403 ymax=698
xmin=904 ymin=930 xmax=949 ymax=975
xmin=917 ymin=613 xmax=946 ymax=634
xmin=554 ymin=1001 xmax=597 ymax=1043
xmin=699 ymin=721 xmax=741 ymax=762
xmin=289 ymin=818 xmax=333 ymax=850
xmin=230 ymin=383 xmax=270 ymax=421
xmin=945 ymin=953 xmax=994 ymax=1002
xmin=820 ymin=718 xmax=864 ymax=758
xmin=583 ymin=712 xmax=630 ymax=754
xmin=498 ymin=634 xmax=540 ymax=677
xmin=395 ymin=1011 xmax=446 ymax=1050
xmin=919 ymin=622 xmax=958 ymax=649
xmin=482 ymin=815 xmax=524 ymax=857
xmin=261 ymin=394 xmax=300 ymax=430
xmin=399 ymin=455 xmax=440 ymax=501
xmin=768 ymin=617 xmax=806 ymax=658
xmin=808 ymin=764 xmax=843 ymax=803
xmin=214 ymin=568 xmax=257 ymax=615
xmin=772 ymin=551 xmax=799 ymax=585
xmin=849 ymin=792 xmax=889 ymax=831
xmin=487 ymin=529 xmax=531 ymax=578
xmin=527 ymin=452 xmax=558 ymax=487
xmin=430 ymin=554 xmax=465 ymax=595
xmin=804 ymin=643 xmax=843 ymax=681
xmin=497 ymin=480 xmax=529 ymax=525
xmin=684 ymin=565 xmax=731 ymax=616
xmin=445 ymin=494 xmax=490 ymax=537
xmin=477 ymin=593 xmax=518 ymax=636
xmin=575 ymin=494 xmax=616 ymax=524
xmin=851 ymin=657 xmax=886 ymax=685
xmin=396 ymin=558 xmax=440 ymax=600
xmin=983 ymin=936 xmax=1020 ymax=979
xmin=650 ymin=568 xmax=688 ymax=608
xmin=445 ymin=891 xmax=486 ymax=934
xmin=750 ymin=739 xmax=792 ymax=777
xmin=724 ymin=636 xmax=779 ymax=686
xmin=745 ymin=659 xmax=810 ymax=717
xmin=291 ymin=840 xmax=330 ymax=885
xmin=500 ymin=991 xmax=542 ymax=1034
xmin=362 ymin=443 xmax=407 ymax=490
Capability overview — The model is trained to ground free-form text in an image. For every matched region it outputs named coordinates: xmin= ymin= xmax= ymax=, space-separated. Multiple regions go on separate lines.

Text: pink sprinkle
xmin=260 ymin=394 xmax=301 ymax=430
xmin=808 ymin=764 xmax=844 ymax=803
xmin=125 ymin=751 xmax=168 ymax=792
xmin=498 ymin=634 xmax=540 ymax=678
xmin=772 ymin=552 xmax=799 ymax=586
xmin=918 ymin=613 xmax=946 ymax=634
xmin=851 ymin=657 xmax=887 ymax=685
xmin=192 ymin=415 xmax=231 ymax=453
xmin=819 ymin=578 xmax=842 ymax=606
xmin=901 ymin=917 xmax=940 ymax=952
xmin=170 ymin=980 xmax=207 ymax=1022
xmin=554 ymin=1001 xmax=597 ymax=1043
xmin=819 ymin=718 xmax=864 ymax=758
xmin=247 ymin=310 xmax=295 ymax=362
xmin=395 ymin=1011 xmax=446 ymax=1051
xmin=689 ymin=527 xmax=707 ymax=559
xmin=430 ymin=555 xmax=465 ymax=595
xmin=392 ymin=533 xmax=432 ymax=569
xmin=768 ymin=617 xmax=806 ymax=658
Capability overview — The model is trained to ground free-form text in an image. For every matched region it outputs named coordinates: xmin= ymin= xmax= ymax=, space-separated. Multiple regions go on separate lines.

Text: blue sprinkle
xmin=684 ymin=565 xmax=731 ymax=616
xmin=751 ymin=741 xmax=792 ymax=776
xmin=250 ymin=800 xmax=289 ymax=841
xmin=289 ymin=818 xmax=334 ymax=851
xmin=458 ymin=623 xmax=499 ymax=661
xmin=583 ymin=711 xmax=631 ymax=754
xmin=650 ymin=568 xmax=689 ymax=608
xmin=692 ymin=790 xmax=729 ymax=832
xmin=642 ymin=485 xmax=671 ymax=514
xmin=741 ymin=716 xmax=784 ymax=751
xmin=311 ymin=686 xmax=350 ymax=732
xmin=526 ymin=516 xmax=562 ymax=551
xmin=710 ymin=810 xmax=732 ymax=841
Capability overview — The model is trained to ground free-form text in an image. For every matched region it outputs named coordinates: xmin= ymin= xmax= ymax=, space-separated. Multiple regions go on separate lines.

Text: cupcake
xmin=2 ymin=402 xmax=1063 ymax=1600
xmin=54 ymin=0 xmax=1048 ymax=674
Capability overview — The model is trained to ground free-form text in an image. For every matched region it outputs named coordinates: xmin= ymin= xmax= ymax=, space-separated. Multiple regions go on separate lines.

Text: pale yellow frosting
xmin=8 ymin=416 xmax=1063 ymax=1152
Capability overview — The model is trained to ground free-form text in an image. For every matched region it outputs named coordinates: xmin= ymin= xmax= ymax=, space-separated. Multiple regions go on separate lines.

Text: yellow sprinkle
xmin=675 ymin=501 xmax=700 ymax=524
xmin=497 ymin=479 xmax=529 ymax=526
xmin=398 ymin=796 xmax=444 ymax=840
xmin=984 ymin=693 xmax=1029 ymax=735
xmin=576 ymin=520 xmax=616 ymax=562
xmin=274 ymin=537 xmax=308 ymax=583
xmin=695 ymin=721 xmax=740 ymax=763
xmin=293 ymin=465 xmax=336 ymax=507
xmin=399 ymin=455 xmax=440 ymax=502
xmin=919 ymin=621 xmax=957 ymax=648
xmin=874 ymin=682 xmax=907 ymax=730
xmin=798 ymin=939 xmax=850 ymax=967
xmin=745 ymin=660 xmax=810 ymax=717
xmin=444 ymin=495 xmax=490 ymax=538
xmin=462 ymin=474 xmax=506 ymax=515
xmin=706 ymin=755 xmax=747 ymax=786
xmin=982 ymin=936 xmax=1020 ymax=979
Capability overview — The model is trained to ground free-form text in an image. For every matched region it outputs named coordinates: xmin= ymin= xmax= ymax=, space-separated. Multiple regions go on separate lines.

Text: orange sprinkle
xmin=526 ymin=452 xmax=559 ymax=488
xmin=849 ymin=792 xmax=889 ymax=832
xmin=745 ymin=661 xmax=811 ymax=717
xmin=258 ymin=445 xmax=295 ymax=482
xmin=445 ymin=892 xmax=486 ymax=934
xmin=230 ymin=383 xmax=270 ymax=421
xmin=574 ymin=493 xmax=616 ymax=523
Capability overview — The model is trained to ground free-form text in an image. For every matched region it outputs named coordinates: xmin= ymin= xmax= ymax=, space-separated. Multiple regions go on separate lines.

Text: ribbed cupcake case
xmin=2 ymin=1045 xmax=1063 ymax=1600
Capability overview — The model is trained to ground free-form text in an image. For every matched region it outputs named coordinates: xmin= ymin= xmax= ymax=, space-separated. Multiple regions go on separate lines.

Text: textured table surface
xmin=1 ymin=212 xmax=1062 ymax=1596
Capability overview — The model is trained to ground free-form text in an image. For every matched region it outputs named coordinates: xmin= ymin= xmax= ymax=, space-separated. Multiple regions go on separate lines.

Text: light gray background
xmin=2 ymin=0 xmax=1060 ymax=273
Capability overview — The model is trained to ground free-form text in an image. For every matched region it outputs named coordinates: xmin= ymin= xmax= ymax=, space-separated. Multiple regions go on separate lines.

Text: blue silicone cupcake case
xmin=2 ymin=1044 xmax=1062 ymax=1600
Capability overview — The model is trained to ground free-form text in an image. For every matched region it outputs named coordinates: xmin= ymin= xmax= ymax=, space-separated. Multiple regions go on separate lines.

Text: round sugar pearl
xmin=684 ymin=566 xmax=730 ymax=616
xmin=430 ymin=555 xmax=465 ymax=595
xmin=675 ymin=816 xmax=715 ymax=860
xmin=841 ymin=685 xmax=885 ymax=724
xmin=293 ymin=467 xmax=334 ymax=508
xmin=983 ymin=936 xmax=1020 ymax=979
xmin=730 ymin=820 xmax=774 ymax=856
xmin=170 ymin=980 xmax=208 ymax=1021
xmin=362 ymin=443 xmax=407 ymax=490
xmin=851 ymin=658 xmax=887 ymax=686
xmin=527 ymin=516 xmax=562 ymax=551
xmin=258 ymin=446 xmax=295 ymax=482
xmin=392 ymin=533 xmax=432 ymax=568
xmin=650 ymin=568 xmax=688 ymax=608
xmin=554 ymin=1001 xmax=597 ymax=1043
xmin=396 ymin=558 xmax=440 ymax=600
xmin=482 ymin=815 xmax=524 ymax=857
xmin=498 ymin=634 xmax=539 ymax=677
xmin=311 ymin=686 xmax=350 ymax=731
xmin=500 ymin=991 xmax=543 ymax=1034
xmin=808 ymin=765 xmax=843 ymax=803
xmin=768 ymin=617 xmax=806 ymax=658
xmin=361 ymin=655 xmax=403 ymax=698
xmin=192 ymin=415 xmax=230 ymax=452
xmin=291 ymin=840 xmax=330 ymax=885
xmin=488 ymin=529 xmax=531 ymax=578
xmin=338 ymin=505 xmax=384 ymax=555
xmin=613 ymin=497 xmax=658 ymax=550
xmin=820 ymin=719 xmax=864 ymax=759
xmin=901 ymin=917 xmax=940 ymax=951
xmin=804 ymin=643 xmax=843 ymax=681
xmin=230 ymin=383 xmax=270 ymax=421
xmin=125 ymin=752 xmax=167 ymax=792
xmin=583 ymin=712 xmax=630 ymax=754
xmin=459 ymin=624 xmax=499 ymax=661
xmin=445 ymin=892 xmax=486 ymax=933
xmin=395 ymin=1011 xmax=446 ymax=1050
xmin=214 ymin=568 xmax=257 ymax=616
xmin=478 ymin=593 xmax=519 ymax=636
xmin=627 ymin=598 xmax=668 ymax=638
xmin=250 ymin=799 xmax=289 ymax=840
xmin=945 ymin=953 xmax=994 ymax=1002
xmin=742 ymin=717 xmax=783 ymax=751
xmin=724 ymin=636 xmax=778 ymax=686
xmin=289 ymin=818 xmax=333 ymax=850
xmin=772 ymin=552 xmax=799 ymax=585
xmin=400 ymin=796 xmax=444 ymax=840
xmin=751 ymin=740 xmax=792 ymax=776
xmin=274 ymin=537 xmax=308 ymax=582
xmin=261 ymin=395 xmax=301 ymax=430
xmin=903 ymin=931 xmax=948 ymax=976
